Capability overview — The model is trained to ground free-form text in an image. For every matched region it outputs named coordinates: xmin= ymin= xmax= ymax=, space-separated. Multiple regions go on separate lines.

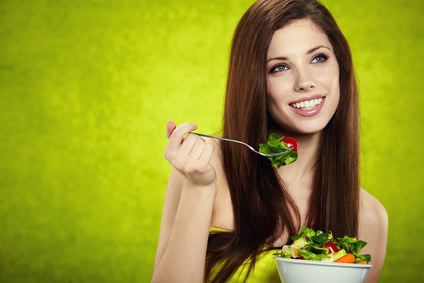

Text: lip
xmin=290 ymin=95 xmax=326 ymax=117
xmin=289 ymin=94 xmax=326 ymax=104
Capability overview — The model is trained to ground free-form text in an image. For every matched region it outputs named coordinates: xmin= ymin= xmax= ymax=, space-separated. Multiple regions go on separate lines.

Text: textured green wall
xmin=0 ymin=0 xmax=423 ymax=282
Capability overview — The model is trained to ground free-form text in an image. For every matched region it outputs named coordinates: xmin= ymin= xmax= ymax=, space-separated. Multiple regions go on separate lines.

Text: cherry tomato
xmin=324 ymin=242 xmax=339 ymax=254
xmin=281 ymin=137 xmax=298 ymax=152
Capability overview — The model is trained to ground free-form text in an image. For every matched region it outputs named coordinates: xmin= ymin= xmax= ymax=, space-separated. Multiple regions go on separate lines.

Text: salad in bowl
xmin=273 ymin=227 xmax=372 ymax=283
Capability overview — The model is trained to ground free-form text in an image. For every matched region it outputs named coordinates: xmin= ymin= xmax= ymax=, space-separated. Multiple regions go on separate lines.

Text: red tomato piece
xmin=324 ymin=242 xmax=339 ymax=254
xmin=282 ymin=137 xmax=298 ymax=152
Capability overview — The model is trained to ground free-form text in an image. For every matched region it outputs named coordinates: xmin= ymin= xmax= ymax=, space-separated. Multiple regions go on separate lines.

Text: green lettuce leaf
xmin=299 ymin=249 xmax=328 ymax=261
xmin=259 ymin=133 xmax=298 ymax=168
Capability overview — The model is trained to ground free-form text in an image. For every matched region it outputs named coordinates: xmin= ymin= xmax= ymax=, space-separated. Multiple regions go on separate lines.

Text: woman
xmin=152 ymin=0 xmax=388 ymax=282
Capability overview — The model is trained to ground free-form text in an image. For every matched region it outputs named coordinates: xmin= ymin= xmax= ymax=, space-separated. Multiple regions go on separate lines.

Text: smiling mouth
xmin=291 ymin=98 xmax=323 ymax=110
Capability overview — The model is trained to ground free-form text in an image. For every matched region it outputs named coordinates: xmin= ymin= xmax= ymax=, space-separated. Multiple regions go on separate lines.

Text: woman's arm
xmin=151 ymin=121 xmax=217 ymax=283
xmin=358 ymin=188 xmax=389 ymax=283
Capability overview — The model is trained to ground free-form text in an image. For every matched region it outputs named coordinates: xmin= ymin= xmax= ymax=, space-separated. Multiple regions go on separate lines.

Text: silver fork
xmin=192 ymin=133 xmax=292 ymax=158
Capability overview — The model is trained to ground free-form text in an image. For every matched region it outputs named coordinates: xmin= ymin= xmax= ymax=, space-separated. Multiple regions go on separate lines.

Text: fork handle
xmin=192 ymin=132 xmax=240 ymax=144
xmin=192 ymin=133 xmax=258 ymax=152
xmin=192 ymin=132 xmax=294 ymax=158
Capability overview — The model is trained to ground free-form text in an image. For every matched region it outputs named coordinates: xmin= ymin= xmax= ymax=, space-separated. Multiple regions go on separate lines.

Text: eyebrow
xmin=266 ymin=45 xmax=331 ymax=63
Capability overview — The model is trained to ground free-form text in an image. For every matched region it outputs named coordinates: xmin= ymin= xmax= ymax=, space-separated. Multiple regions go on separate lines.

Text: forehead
xmin=267 ymin=18 xmax=332 ymax=57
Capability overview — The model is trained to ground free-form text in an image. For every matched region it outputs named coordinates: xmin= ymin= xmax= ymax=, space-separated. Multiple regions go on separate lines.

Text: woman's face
xmin=266 ymin=18 xmax=340 ymax=135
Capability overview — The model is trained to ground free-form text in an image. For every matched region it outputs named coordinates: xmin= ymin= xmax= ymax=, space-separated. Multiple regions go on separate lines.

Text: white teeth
xmin=292 ymin=98 xmax=323 ymax=110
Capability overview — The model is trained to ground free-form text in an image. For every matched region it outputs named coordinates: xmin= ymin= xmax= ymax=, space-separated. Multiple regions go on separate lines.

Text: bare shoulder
xmin=358 ymin=188 xmax=388 ymax=283
xmin=359 ymin=187 xmax=388 ymax=228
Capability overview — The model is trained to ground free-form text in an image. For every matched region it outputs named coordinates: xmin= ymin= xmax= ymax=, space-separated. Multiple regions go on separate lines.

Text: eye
xmin=311 ymin=54 xmax=328 ymax=63
xmin=269 ymin=64 xmax=289 ymax=73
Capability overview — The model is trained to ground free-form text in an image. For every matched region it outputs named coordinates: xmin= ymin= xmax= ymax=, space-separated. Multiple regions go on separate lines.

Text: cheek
xmin=266 ymin=79 xmax=289 ymax=102
xmin=318 ymin=65 xmax=340 ymax=102
xmin=266 ymin=81 xmax=278 ymax=109
xmin=332 ymin=73 xmax=340 ymax=103
xmin=266 ymin=85 xmax=282 ymax=119
xmin=330 ymin=79 xmax=341 ymax=113
xmin=266 ymin=79 xmax=275 ymax=100
xmin=330 ymin=65 xmax=340 ymax=94
xmin=266 ymin=93 xmax=280 ymax=119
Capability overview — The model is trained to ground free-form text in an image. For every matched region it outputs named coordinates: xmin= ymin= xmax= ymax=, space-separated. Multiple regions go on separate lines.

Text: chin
xmin=275 ymin=119 xmax=329 ymax=136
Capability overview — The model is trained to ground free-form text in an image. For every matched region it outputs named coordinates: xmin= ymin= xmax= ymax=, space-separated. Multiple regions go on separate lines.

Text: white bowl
xmin=273 ymin=257 xmax=372 ymax=283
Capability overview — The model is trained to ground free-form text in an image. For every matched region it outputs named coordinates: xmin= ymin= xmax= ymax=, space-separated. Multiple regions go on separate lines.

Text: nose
xmin=294 ymin=69 xmax=315 ymax=92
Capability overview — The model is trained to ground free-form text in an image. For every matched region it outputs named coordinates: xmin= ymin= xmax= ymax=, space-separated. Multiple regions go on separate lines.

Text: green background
xmin=1 ymin=0 xmax=423 ymax=282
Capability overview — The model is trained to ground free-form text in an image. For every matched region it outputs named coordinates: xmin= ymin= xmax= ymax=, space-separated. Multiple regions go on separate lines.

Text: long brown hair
xmin=205 ymin=0 xmax=359 ymax=282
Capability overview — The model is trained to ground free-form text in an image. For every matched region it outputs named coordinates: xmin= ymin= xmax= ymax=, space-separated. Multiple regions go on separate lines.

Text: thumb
xmin=166 ymin=120 xmax=177 ymax=138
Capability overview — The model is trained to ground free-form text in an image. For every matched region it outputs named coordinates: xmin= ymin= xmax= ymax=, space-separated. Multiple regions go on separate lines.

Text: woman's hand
xmin=164 ymin=120 xmax=216 ymax=187
xmin=152 ymin=121 xmax=218 ymax=282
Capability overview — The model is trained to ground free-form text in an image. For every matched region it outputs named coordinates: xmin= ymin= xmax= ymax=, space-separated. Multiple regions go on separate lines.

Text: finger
xmin=170 ymin=134 xmax=199 ymax=170
xmin=197 ymin=143 xmax=214 ymax=166
xmin=169 ymin=123 xmax=197 ymax=145
xmin=166 ymin=120 xmax=176 ymax=138
xmin=186 ymin=137 xmax=207 ymax=162
xmin=165 ymin=123 xmax=197 ymax=154
xmin=175 ymin=133 xmax=198 ymax=160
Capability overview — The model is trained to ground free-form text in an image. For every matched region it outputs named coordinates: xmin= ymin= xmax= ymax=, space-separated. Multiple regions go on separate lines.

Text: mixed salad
xmin=259 ymin=133 xmax=298 ymax=168
xmin=275 ymin=226 xmax=371 ymax=264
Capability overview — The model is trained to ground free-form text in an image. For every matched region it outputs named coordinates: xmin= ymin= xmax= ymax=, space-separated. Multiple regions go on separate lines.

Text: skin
xmin=266 ymin=19 xmax=340 ymax=136
xmin=152 ymin=18 xmax=388 ymax=283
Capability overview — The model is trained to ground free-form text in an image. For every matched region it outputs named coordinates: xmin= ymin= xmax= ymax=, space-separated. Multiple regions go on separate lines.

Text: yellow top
xmin=208 ymin=227 xmax=282 ymax=283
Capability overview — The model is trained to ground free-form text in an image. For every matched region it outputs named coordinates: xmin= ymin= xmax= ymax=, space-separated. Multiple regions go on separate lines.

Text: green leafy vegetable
xmin=336 ymin=236 xmax=371 ymax=263
xmin=259 ymin=133 xmax=298 ymax=168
